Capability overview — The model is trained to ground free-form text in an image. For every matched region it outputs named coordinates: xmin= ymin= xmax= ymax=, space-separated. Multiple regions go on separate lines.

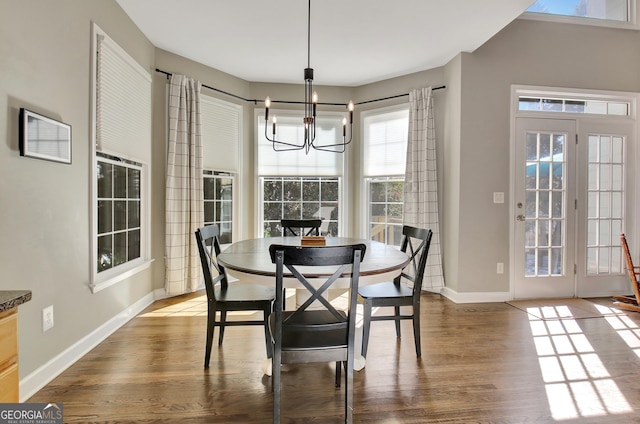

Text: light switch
xmin=493 ymin=192 xmax=504 ymax=204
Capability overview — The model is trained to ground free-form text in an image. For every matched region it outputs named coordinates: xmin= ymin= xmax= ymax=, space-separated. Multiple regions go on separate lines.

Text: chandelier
xmin=264 ymin=0 xmax=354 ymax=154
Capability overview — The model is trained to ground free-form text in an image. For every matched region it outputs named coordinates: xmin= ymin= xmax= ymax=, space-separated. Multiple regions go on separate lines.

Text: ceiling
xmin=115 ymin=0 xmax=535 ymax=87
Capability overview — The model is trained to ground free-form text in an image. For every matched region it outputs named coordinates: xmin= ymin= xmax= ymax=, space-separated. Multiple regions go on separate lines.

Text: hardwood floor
xmin=28 ymin=293 xmax=640 ymax=423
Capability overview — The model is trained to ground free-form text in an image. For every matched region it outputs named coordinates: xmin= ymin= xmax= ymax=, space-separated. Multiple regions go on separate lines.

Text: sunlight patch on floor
xmin=603 ymin=308 xmax=640 ymax=359
xmin=529 ymin=311 xmax=633 ymax=420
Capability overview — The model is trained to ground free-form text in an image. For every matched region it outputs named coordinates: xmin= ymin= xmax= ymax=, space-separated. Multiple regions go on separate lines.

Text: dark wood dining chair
xmin=358 ymin=225 xmax=432 ymax=358
xmin=280 ymin=218 xmax=322 ymax=236
xmin=612 ymin=233 xmax=640 ymax=313
xmin=195 ymin=225 xmax=275 ymax=369
xmin=269 ymin=243 xmax=366 ymax=424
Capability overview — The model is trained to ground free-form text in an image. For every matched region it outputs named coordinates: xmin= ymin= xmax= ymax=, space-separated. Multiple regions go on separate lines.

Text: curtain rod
xmin=155 ymin=68 xmax=445 ymax=107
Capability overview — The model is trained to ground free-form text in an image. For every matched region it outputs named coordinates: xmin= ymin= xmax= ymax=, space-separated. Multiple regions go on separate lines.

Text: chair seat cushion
xmin=358 ymin=281 xmax=412 ymax=299
xmin=269 ymin=310 xmax=348 ymax=350
xmin=215 ymin=284 xmax=275 ymax=302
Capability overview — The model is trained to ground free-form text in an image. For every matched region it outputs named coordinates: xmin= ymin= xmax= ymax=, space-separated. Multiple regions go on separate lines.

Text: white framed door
xmin=514 ymin=117 xmax=635 ymax=299
xmin=514 ymin=118 xmax=577 ymax=299
xmin=575 ymin=120 xmax=634 ymax=297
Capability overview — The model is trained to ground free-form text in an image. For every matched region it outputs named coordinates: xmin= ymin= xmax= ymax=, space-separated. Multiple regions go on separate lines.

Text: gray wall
xmin=451 ymin=19 xmax=640 ymax=295
xmin=0 ymin=0 xmax=156 ymax=380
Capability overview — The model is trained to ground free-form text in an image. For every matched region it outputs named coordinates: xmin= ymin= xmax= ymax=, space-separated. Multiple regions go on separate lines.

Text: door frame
xmin=513 ymin=117 xmax=577 ymax=299
xmin=509 ymin=85 xmax=640 ymax=300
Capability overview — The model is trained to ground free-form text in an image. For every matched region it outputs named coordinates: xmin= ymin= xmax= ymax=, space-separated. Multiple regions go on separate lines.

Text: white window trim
xmin=513 ymin=85 xmax=637 ymax=120
xmin=519 ymin=1 xmax=639 ymax=30
xmin=203 ymin=170 xmax=237 ymax=247
xmin=90 ymin=23 xmax=152 ymax=293
xmin=254 ymin=108 xmax=348 ymax=237
xmin=359 ymin=103 xmax=409 ymax=238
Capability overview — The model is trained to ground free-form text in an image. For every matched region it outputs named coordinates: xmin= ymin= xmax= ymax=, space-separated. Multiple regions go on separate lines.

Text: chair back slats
xmin=284 ymin=262 xmax=351 ymax=322
xmin=280 ymin=219 xmax=322 ymax=236
xmin=269 ymin=244 xmax=366 ymax=323
xmin=195 ymin=225 xmax=228 ymax=301
xmin=396 ymin=226 xmax=433 ymax=293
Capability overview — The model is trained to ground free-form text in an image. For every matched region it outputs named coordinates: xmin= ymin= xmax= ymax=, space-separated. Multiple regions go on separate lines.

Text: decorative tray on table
xmin=301 ymin=236 xmax=326 ymax=246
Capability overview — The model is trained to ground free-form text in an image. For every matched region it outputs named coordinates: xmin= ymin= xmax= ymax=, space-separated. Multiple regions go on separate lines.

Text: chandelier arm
xmin=264 ymin=121 xmax=306 ymax=150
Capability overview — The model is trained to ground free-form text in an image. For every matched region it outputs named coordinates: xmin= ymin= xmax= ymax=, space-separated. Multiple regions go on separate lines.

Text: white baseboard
xmin=440 ymin=287 xmax=510 ymax=303
xmin=20 ymin=291 xmax=156 ymax=402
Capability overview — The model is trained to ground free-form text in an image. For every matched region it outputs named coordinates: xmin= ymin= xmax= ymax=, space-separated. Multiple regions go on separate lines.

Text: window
xmin=519 ymin=96 xmax=630 ymax=115
xmin=204 ymin=171 xmax=234 ymax=244
xmin=200 ymin=94 xmax=240 ymax=242
xmin=256 ymin=110 xmax=344 ymax=237
xmin=362 ymin=105 xmax=409 ymax=246
xmin=525 ymin=0 xmax=635 ymax=26
xmin=97 ymin=154 xmax=142 ymax=272
xmin=262 ymin=177 xmax=339 ymax=237
xmin=91 ymin=24 xmax=151 ymax=292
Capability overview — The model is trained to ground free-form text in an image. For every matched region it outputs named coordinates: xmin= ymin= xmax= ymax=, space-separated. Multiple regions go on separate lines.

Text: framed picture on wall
xmin=19 ymin=108 xmax=72 ymax=164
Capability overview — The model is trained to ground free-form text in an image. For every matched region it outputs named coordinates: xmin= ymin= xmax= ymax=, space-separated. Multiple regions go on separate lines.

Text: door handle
xmin=516 ymin=215 xmax=525 ymax=222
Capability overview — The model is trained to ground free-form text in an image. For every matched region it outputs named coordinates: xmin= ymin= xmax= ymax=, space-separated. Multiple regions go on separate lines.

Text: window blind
xmin=363 ymin=107 xmax=409 ymax=177
xmin=257 ymin=112 xmax=344 ymax=176
xmin=201 ymin=95 xmax=240 ymax=172
xmin=96 ymin=29 xmax=151 ymax=163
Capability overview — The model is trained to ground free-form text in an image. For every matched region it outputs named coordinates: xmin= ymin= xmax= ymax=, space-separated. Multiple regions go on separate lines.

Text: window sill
xmin=90 ymin=259 xmax=154 ymax=294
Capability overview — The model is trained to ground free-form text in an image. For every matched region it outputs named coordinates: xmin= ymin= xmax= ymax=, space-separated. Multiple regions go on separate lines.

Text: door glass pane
xmin=586 ymin=133 xmax=625 ymax=275
xmin=612 ymin=137 xmax=623 ymax=162
xmin=587 ymin=220 xmax=597 ymax=245
xmin=551 ymin=248 xmax=563 ymax=275
xmin=524 ymin=131 xmax=566 ymax=277
xmin=526 ymin=133 xmax=538 ymax=160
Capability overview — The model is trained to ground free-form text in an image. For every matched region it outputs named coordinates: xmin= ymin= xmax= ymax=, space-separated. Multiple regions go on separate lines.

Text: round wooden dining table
xmin=217 ymin=236 xmax=409 ymax=285
xmin=217 ymin=236 xmax=410 ymax=373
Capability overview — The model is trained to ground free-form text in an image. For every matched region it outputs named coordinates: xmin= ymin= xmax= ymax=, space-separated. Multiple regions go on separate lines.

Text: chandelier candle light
xmin=264 ymin=0 xmax=354 ymax=154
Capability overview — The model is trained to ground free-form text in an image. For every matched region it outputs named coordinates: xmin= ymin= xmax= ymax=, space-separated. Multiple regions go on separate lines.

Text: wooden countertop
xmin=0 ymin=291 xmax=32 ymax=312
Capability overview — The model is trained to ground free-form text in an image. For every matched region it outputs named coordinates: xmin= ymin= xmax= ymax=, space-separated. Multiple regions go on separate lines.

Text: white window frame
xmin=360 ymin=104 xmax=409 ymax=242
xmin=259 ymin=176 xmax=342 ymax=237
xmin=90 ymin=23 xmax=152 ymax=293
xmin=255 ymin=109 xmax=347 ymax=237
xmin=510 ymin=85 xmax=639 ymax=292
xmin=200 ymin=94 xmax=242 ymax=241
xmin=521 ymin=0 xmax=639 ymax=29
xmin=203 ymin=170 xmax=236 ymax=247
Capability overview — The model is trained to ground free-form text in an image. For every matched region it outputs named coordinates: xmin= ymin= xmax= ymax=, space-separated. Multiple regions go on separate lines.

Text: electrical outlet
xmin=497 ymin=262 xmax=504 ymax=274
xmin=42 ymin=305 xmax=54 ymax=332
xmin=493 ymin=192 xmax=505 ymax=204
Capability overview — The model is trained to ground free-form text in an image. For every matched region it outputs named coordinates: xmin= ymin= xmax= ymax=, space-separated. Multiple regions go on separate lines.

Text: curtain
xmin=403 ymin=87 xmax=445 ymax=291
xmin=165 ymin=74 xmax=204 ymax=295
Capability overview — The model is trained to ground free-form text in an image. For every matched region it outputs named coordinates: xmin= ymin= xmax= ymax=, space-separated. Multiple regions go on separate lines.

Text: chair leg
xmin=204 ymin=307 xmax=215 ymax=369
xmin=394 ymin=306 xmax=401 ymax=338
xmin=345 ymin=355 xmax=354 ymax=423
xmin=273 ymin=348 xmax=281 ymax=424
xmin=412 ymin=304 xmax=421 ymax=357
xmin=335 ymin=361 xmax=341 ymax=387
xmin=218 ymin=310 xmax=227 ymax=346
xmin=361 ymin=300 xmax=372 ymax=358
xmin=264 ymin=305 xmax=273 ymax=358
